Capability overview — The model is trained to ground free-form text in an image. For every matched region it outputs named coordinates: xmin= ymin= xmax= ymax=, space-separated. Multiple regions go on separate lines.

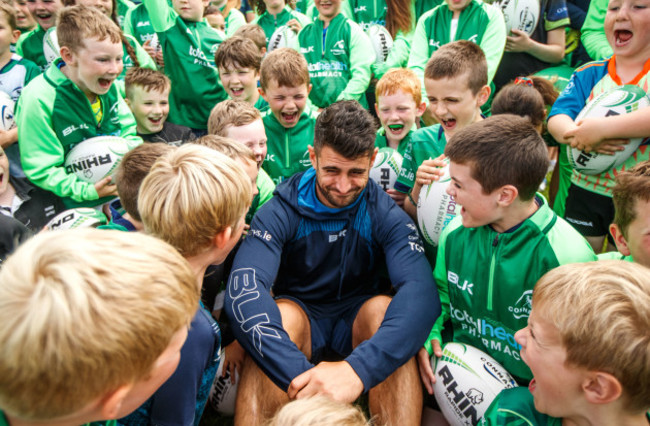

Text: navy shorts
xmin=274 ymin=295 xmax=373 ymax=363
xmin=564 ymin=184 xmax=615 ymax=241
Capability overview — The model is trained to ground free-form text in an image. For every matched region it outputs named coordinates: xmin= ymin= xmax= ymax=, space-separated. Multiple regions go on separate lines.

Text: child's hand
xmin=417 ymin=345 xmax=437 ymax=394
xmin=415 ymin=155 xmax=446 ymax=187
xmin=505 ymin=29 xmax=532 ymax=52
xmin=386 ymin=189 xmax=406 ymax=206
xmin=286 ymin=18 xmax=302 ymax=33
xmin=224 ymin=340 xmax=245 ymax=384
xmin=564 ymin=117 xmax=629 ymax=155
xmin=94 ymin=176 xmax=118 ymax=198
xmin=242 ymin=223 xmax=250 ymax=236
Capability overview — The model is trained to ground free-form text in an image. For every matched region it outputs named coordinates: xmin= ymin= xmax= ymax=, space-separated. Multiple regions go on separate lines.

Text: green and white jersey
xmin=348 ymin=0 xmax=387 ymax=30
xmin=597 ymin=251 xmax=634 ymax=262
xmin=15 ymin=59 xmax=142 ymax=208
xmin=124 ymin=3 xmax=155 ymax=46
xmin=15 ymin=25 xmax=47 ymax=71
xmin=246 ymin=168 xmax=276 ymax=224
xmin=298 ymin=13 xmax=373 ymax=108
xmin=224 ymin=7 xmax=246 ymax=37
xmin=427 ymin=197 xmax=596 ymax=380
xmin=374 ymin=127 xmax=413 ymax=157
xmin=117 ymin=0 xmax=136 ymax=28
xmin=144 ymin=0 xmax=228 ymax=129
xmin=261 ymin=109 xmax=317 ymax=184
xmin=394 ymin=124 xmax=446 ymax=193
xmin=408 ymin=0 xmax=506 ymax=100
xmin=253 ymin=6 xmax=311 ymax=47
xmin=0 ymin=53 xmax=41 ymax=100
xmin=254 ymin=95 xmax=269 ymax=113
xmin=415 ymin=0 xmax=444 ymax=21
xmin=480 ymin=388 xmax=562 ymax=426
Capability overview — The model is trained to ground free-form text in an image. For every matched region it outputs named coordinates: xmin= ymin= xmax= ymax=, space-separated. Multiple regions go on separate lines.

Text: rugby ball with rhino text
xmin=268 ymin=25 xmax=298 ymax=52
xmin=45 ymin=208 xmax=107 ymax=230
xmin=366 ymin=24 xmax=393 ymax=64
xmin=369 ymin=147 xmax=402 ymax=192
xmin=209 ymin=349 xmax=239 ymax=416
xmin=417 ymin=160 xmax=461 ymax=246
xmin=64 ymin=136 xmax=134 ymax=184
xmin=570 ymin=85 xmax=650 ymax=175
xmin=0 ymin=91 xmax=15 ymax=131
xmin=43 ymin=27 xmax=60 ymax=68
xmin=432 ymin=342 xmax=518 ymax=426
xmin=494 ymin=0 xmax=540 ymax=36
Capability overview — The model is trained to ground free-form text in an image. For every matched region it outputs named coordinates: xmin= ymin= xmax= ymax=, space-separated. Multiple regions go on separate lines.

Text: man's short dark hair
xmin=313 ymin=101 xmax=376 ymax=159
xmin=444 ymin=114 xmax=548 ymax=201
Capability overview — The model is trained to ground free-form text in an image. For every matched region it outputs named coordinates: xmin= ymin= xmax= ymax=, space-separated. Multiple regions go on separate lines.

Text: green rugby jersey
xmin=395 ymin=124 xmax=446 ymax=193
xmin=261 ymin=109 xmax=317 ymax=184
xmin=15 ymin=25 xmax=47 ymax=71
xmin=144 ymin=0 xmax=228 ymax=129
xmin=16 ymin=59 xmax=141 ymax=207
xmin=298 ymin=13 xmax=373 ymax=108
xmin=254 ymin=6 xmax=311 ymax=47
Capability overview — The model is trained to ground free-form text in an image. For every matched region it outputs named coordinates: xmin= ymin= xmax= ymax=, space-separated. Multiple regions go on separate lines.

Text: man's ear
xmin=477 ymin=84 xmax=491 ymax=108
xmin=98 ymin=383 xmax=133 ymax=420
xmin=496 ymin=184 xmax=518 ymax=206
xmin=582 ymin=372 xmax=623 ymax=405
xmin=369 ymin=147 xmax=378 ymax=166
xmin=609 ymin=223 xmax=631 ymax=256
xmin=308 ymin=145 xmax=317 ymax=169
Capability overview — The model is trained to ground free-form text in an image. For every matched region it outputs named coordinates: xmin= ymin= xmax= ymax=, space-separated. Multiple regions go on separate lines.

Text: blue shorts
xmin=275 ymin=295 xmax=372 ymax=363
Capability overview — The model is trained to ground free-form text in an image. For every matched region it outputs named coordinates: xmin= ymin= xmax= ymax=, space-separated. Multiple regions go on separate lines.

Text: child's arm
xmin=143 ymin=0 xmax=177 ymax=34
xmin=580 ymin=0 xmax=613 ymax=61
xmin=335 ymin=22 xmax=373 ymax=103
xmin=478 ymin=5 xmax=507 ymax=84
xmin=505 ymin=27 xmax=565 ymax=64
xmin=564 ymin=108 xmax=650 ymax=153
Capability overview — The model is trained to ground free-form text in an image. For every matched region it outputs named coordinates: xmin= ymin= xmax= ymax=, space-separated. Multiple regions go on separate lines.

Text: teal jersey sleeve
xmin=580 ymin=0 xmax=612 ymax=60
xmin=144 ymin=0 xmax=177 ymax=33
xmin=257 ymin=168 xmax=276 ymax=208
xmin=123 ymin=5 xmax=136 ymax=36
xmin=225 ymin=8 xmax=247 ymax=37
xmin=372 ymin=28 xmax=414 ymax=79
xmin=479 ymin=4 xmax=507 ymax=83
xmin=117 ymin=0 xmax=137 ymax=28
xmin=407 ymin=11 xmax=433 ymax=103
xmin=336 ymin=20 xmax=373 ymax=102
xmin=424 ymin=216 xmax=462 ymax=355
xmin=480 ymin=388 xmax=562 ymax=426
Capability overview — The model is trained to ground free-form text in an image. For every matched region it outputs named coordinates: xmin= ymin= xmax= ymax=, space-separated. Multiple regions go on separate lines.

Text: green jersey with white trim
xmin=144 ymin=0 xmax=227 ymax=129
xmin=394 ymin=124 xmax=446 ymax=193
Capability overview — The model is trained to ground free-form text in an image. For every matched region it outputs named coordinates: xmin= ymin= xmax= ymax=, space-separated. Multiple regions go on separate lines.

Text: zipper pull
xmin=492 ymin=234 xmax=499 ymax=247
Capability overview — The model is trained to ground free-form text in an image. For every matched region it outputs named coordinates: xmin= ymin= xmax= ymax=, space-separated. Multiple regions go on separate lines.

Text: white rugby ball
xmin=0 ymin=91 xmax=15 ymax=131
xmin=570 ymin=85 xmax=649 ymax=175
xmin=432 ymin=342 xmax=518 ymax=426
xmin=64 ymin=136 xmax=133 ymax=184
xmin=45 ymin=208 xmax=107 ymax=230
xmin=150 ymin=33 xmax=160 ymax=52
xmin=366 ymin=24 xmax=393 ymax=64
xmin=43 ymin=26 xmax=60 ymax=67
xmin=268 ymin=25 xmax=298 ymax=52
xmin=417 ymin=161 xmax=461 ymax=246
xmin=209 ymin=349 xmax=239 ymax=416
xmin=370 ymin=147 xmax=402 ymax=191
xmin=494 ymin=0 xmax=540 ymax=36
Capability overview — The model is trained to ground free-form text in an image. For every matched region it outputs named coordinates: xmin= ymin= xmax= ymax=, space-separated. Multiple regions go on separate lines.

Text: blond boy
xmin=124 ymin=67 xmax=194 ymax=146
xmin=259 ymin=47 xmax=317 ymax=184
xmin=127 ymin=144 xmax=251 ymax=425
xmin=482 ymin=260 xmax=650 ymax=425
xmin=208 ymin=99 xmax=275 ymax=222
xmin=0 ymin=228 xmax=199 ymax=425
